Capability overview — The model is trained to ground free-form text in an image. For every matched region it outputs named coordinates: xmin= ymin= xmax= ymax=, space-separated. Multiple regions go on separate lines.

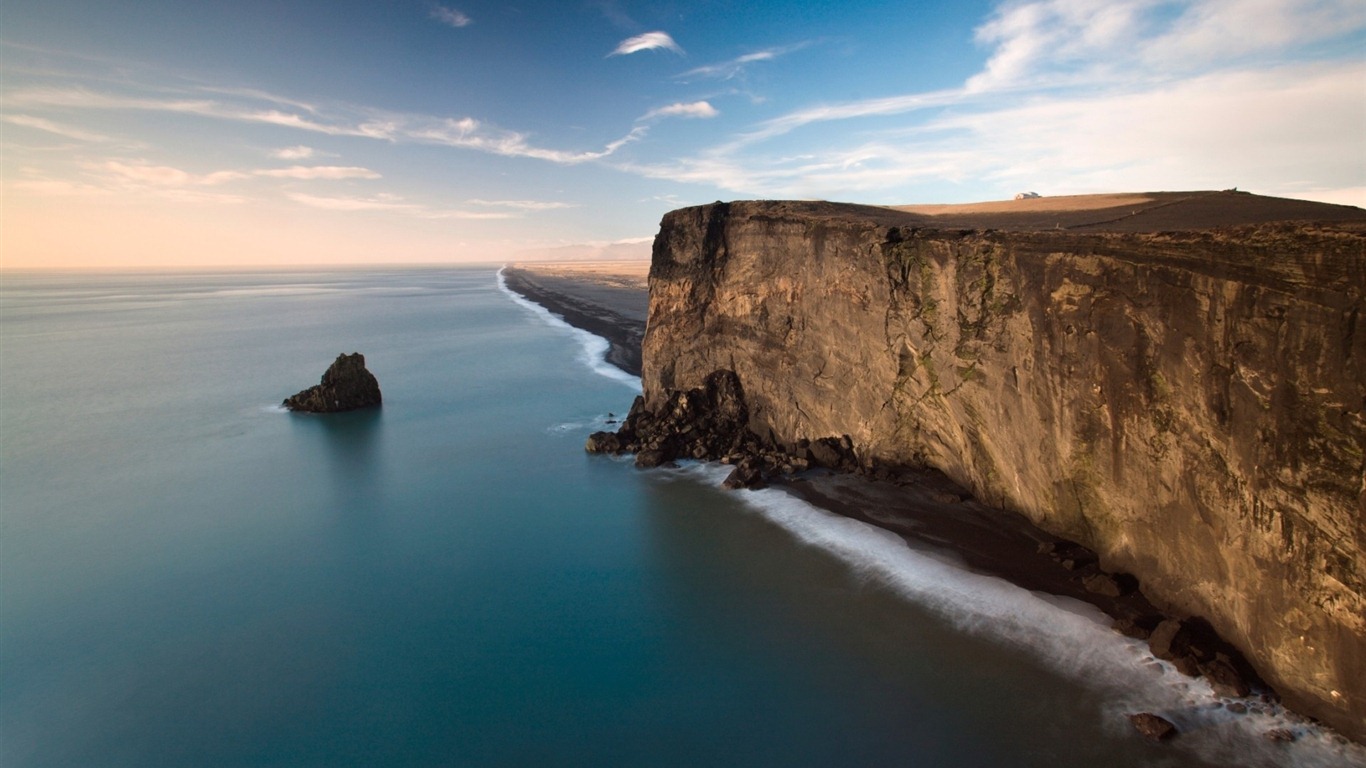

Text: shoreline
xmin=501 ymin=264 xmax=647 ymax=377
xmin=501 ymin=262 xmax=1199 ymax=638
xmin=498 ymin=260 xmax=1366 ymax=753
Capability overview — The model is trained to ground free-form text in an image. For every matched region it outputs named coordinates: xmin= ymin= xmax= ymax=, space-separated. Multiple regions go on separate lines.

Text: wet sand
xmin=502 ymin=262 xmax=648 ymax=376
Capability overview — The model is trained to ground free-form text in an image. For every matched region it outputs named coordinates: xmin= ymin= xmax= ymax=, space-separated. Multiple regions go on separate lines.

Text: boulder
xmin=1147 ymin=618 xmax=1190 ymax=661
xmin=283 ymin=353 xmax=382 ymax=413
xmin=1127 ymin=712 xmax=1178 ymax=741
xmin=722 ymin=458 xmax=767 ymax=490
xmin=1200 ymin=653 xmax=1253 ymax=698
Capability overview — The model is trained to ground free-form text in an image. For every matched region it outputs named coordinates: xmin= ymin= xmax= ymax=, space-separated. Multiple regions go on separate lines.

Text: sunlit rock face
xmin=640 ymin=196 xmax=1366 ymax=741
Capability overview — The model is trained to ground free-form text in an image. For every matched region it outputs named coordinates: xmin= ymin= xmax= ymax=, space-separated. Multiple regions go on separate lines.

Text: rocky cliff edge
xmin=636 ymin=192 xmax=1366 ymax=740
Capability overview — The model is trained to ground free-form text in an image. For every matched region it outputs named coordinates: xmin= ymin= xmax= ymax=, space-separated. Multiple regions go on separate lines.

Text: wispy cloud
xmin=408 ymin=117 xmax=650 ymax=163
xmin=466 ymin=199 xmax=577 ymax=210
xmin=272 ymin=145 xmax=315 ymax=160
xmin=7 ymin=86 xmax=386 ymax=138
xmin=676 ymin=43 xmax=810 ymax=81
xmin=255 ymin=165 xmax=380 ymax=180
xmin=724 ymin=88 xmax=967 ymax=147
xmin=609 ymin=31 xmax=683 ymax=57
xmin=620 ymin=0 xmax=1366 ymax=204
xmin=2 ymin=114 xmax=110 ymax=142
xmin=640 ymin=101 xmax=719 ymax=121
xmin=92 ymin=160 xmax=381 ymax=186
xmin=287 ymin=192 xmax=414 ymax=211
xmin=8 ymin=86 xmax=649 ymax=165
xmin=289 ymin=192 xmax=518 ymax=219
xmin=966 ymin=0 xmax=1366 ymax=92
xmin=101 ymin=160 xmax=247 ymax=186
xmin=430 ymin=5 xmax=472 ymax=28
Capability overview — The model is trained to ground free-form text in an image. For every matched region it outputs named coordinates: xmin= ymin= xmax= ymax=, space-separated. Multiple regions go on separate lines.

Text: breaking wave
xmin=660 ymin=462 xmax=1366 ymax=768
xmin=496 ymin=267 xmax=642 ymax=391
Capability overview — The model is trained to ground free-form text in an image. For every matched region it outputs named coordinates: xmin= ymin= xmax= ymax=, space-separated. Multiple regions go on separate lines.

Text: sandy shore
xmin=502 ymin=262 xmax=648 ymax=376
xmin=500 ymin=258 xmax=1207 ymax=646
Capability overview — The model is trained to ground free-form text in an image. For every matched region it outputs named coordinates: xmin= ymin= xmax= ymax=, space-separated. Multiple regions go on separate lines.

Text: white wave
xmin=496 ymin=267 xmax=642 ymax=391
xmin=659 ymin=463 xmax=1366 ymax=768
xmin=547 ymin=413 xmax=627 ymax=435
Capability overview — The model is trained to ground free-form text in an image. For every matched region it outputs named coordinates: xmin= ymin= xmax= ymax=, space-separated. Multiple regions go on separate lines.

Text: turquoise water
xmin=1 ymin=268 xmax=1359 ymax=767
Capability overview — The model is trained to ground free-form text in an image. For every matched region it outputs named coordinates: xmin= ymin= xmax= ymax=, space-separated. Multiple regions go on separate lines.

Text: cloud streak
xmin=289 ymin=192 xmax=517 ymax=219
xmin=7 ymin=86 xmax=653 ymax=165
xmin=466 ymin=199 xmax=577 ymax=210
xmin=255 ymin=165 xmax=380 ymax=180
xmin=676 ymin=43 xmax=810 ymax=81
xmin=2 ymin=114 xmax=111 ymax=142
xmin=640 ymin=101 xmax=719 ymax=121
xmin=609 ymin=31 xmax=683 ymax=56
xmin=614 ymin=1 xmax=1366 ymax=205
xmin=431 ymin=6 xmax=472 ymax=28
xmin=272 ymin=145 xmax=316 ymax=160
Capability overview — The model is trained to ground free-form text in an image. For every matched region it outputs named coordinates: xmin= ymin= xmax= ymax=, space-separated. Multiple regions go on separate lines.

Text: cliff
xmin=639 ymin=192 xmax=1366 ymax=740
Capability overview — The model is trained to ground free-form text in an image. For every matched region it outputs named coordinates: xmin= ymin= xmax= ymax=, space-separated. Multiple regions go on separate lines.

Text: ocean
xmin=1 ymin=267 xmax=1360 ymax=767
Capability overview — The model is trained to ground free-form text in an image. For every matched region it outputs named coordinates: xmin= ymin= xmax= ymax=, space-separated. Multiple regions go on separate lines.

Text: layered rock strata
xmin=284 ymin=353 xmax=382 ymax=412
xmin=617 ymin=195 xmax=1366 ymax=740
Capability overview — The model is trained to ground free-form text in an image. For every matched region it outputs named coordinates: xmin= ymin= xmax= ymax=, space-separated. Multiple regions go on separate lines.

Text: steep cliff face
xmin=642 ymin=196 xmax=1366 ymax=740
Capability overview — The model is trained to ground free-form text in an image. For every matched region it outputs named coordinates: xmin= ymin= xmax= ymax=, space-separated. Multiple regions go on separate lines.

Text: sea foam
xmin=507 ymin=266 xmax=1366 ymax=766
xmin=658 ymin=463 xmax=1366 ymax=768
xmin=497 ymin=267 xmax=643 ymax=391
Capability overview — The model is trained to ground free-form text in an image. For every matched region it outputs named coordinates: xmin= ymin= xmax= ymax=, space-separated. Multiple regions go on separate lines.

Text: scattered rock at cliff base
xmin=1127 ymin=712 xmax=1178 ymax=741
xmin=283 ymin=353 xmax=382 ymax=413
xmin=585 ymin=370 xmax=761 ymax=472
xmin=1146 ymin=616 xmax=1256 ymax=697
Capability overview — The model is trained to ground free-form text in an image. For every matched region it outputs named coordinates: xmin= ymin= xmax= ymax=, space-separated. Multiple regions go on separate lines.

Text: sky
xmin=2 ymin=0 xmax=1364 ymax=268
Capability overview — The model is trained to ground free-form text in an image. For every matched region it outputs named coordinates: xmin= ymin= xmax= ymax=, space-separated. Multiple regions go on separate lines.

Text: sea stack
xmin=283 ymin=353 xmax=382 ymax=412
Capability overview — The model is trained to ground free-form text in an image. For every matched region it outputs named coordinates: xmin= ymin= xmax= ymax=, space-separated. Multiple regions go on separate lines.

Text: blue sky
xmin=3 ymin=0 xmax=1363 ymax=266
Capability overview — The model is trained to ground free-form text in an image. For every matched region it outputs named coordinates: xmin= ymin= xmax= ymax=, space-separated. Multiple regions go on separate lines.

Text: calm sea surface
xmin=2 ymin=267 xmax=1359 ymax=767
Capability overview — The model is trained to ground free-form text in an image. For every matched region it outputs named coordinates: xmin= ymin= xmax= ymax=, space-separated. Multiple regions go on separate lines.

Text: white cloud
xmin=609 ymin=31 xmax=684 ymax=56
xmin=93 ymin=160 xmax=381 ymax=186
xmin=9 ymin=87 xmax=646 ymax=165
xmin=676 ymin=43 xmax=810 ymax=81
xmin=101 ymin=160 xmax=247 ymax=186
xmin=640 ymin=101 xmax=719 ymax=121
xmin=966 ymin=0 xmax=1366 ymax=92
xmin=431 ymin=6 xmax=472 ymax=28
xmin=617 ymin=0 xmax=1366 ymax=202
xmin=272 ymin=145 xmax=315 ymax=160
xmin=466 ymin=199 xmax=578 ymax=210
xmin=255 ymin=165 xmax=380 ymax=180
xmin=623 ymin=59 xmax=1366 ymax=201
xmin=287 ymin=193 xmax=415 ymax=211
xmin=410 ymin=118 xmax=649 ymax=163
xmin=8 ymin=87 xmax=383 ymax=138
xmin=1141 ymin=0 xmax=1366 ymax=67
xmin=2 ymin=114 xmax=110 ymax=142
xmin=288 ymin=192 xmax=518 ymax=219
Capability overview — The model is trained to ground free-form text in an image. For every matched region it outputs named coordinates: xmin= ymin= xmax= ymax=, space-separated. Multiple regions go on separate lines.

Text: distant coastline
xmin=500 ymin=263 xmax=648 ymax=377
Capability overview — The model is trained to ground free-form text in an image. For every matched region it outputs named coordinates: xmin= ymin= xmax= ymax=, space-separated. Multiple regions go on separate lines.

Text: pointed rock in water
xmin=283 ymin=353 xmax=382 ymax=412
xmin=1127 ymin=712 xmax=1178 ymax=742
